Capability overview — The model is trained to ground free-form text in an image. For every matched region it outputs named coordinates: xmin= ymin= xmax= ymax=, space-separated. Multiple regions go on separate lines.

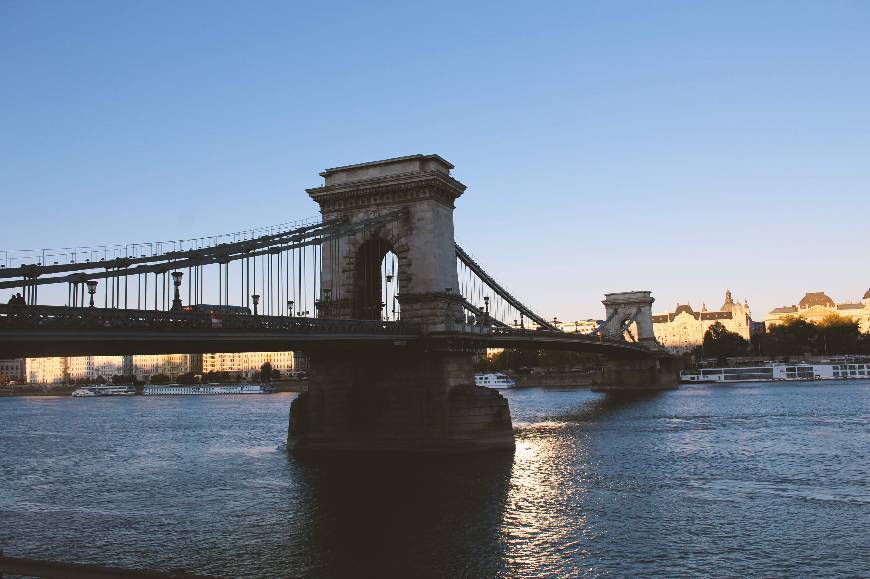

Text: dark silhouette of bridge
xmin=0 ymin=155 xmax=676 ymax=452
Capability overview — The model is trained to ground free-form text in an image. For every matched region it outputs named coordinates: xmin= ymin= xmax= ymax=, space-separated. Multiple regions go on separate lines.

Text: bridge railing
xmin=0 ymin=304 xmax=419 ymax=335
xmin=487 ymin=325 xmax=651 ymax=350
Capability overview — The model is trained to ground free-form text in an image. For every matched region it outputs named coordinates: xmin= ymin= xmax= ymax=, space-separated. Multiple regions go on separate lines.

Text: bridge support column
xmin=597 ymin=356 xmax=679 ymax=391
xmin=288 ymin=347 xmax=514 ymax=452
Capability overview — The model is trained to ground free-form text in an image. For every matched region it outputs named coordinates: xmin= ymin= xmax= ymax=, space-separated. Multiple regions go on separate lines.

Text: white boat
xmin=474 ymin=373 xmax=516 ymax=389
xmin=142 ymin=383 xmax=275 ymax=396
xmin=680 ymin=362 xmax=870 ymax=383
xmin=71 ymin=385 xmax=137 ymax=397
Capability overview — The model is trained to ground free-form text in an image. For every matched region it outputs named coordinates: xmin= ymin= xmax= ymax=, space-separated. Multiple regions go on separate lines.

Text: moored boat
xmin=71 ymin=385 xmax=137 ymax=397
xmin=680 ymin=362 xmax=869 ymax=383
xmin=474 ymin=373 xmax=516 ymax=389
xmin=142 ymin=383 xmax=275 ymax=396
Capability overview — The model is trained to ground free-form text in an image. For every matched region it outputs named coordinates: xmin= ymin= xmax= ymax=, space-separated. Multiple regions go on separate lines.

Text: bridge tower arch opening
xmin=352 ymin=235 xmax=401 ymax=321
xmin=289 ymin=155 xmax=514 ymax=453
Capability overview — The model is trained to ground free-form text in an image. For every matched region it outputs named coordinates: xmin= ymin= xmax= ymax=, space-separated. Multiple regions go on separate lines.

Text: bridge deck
xmin=0 ymin=305 xmax=663 ymax=359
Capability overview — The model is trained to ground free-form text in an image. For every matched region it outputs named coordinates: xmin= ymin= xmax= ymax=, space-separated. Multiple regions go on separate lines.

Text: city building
xmin=553 ymin=319 xmax=601 ymax=334
xmin=26 ymin=357 xmax=68 ymax=384
xmin=22 ymin=352 xmax=306 ymax=384
xmin=652 ymin=290 xmax=753 ymax=353
xmin=0 ymin=358 xmax=25 ymax=383
xmin=130 ymin=354 xmax=194 ymax=382
xmin=66 ymin=356 xmax=125 ymax=381
xmin=766 ymin=289 xmax=870 ymax=332
xmin=201 ymin=351 xmax=308 ymax=378
xmin=26 ymin=356 xmax=126 ymax=383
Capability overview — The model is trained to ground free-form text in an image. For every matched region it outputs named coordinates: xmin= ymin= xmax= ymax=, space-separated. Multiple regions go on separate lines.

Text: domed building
xmin=652 ymin=290 xmax=753 ymax=353
xmin=766 ymin=290 xmax=870 ymax=332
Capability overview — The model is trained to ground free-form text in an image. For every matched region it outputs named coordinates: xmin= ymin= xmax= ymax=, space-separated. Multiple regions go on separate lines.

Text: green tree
xmin=176 ymin=372 xmax=197 ymax=384
xmin=476 ymin=348 xmax=603 ymax=372
xmin=762 ymin=317 xmax=818 ymax=357
xmin=150 ymin=373 xmax=171 ymax=385
xmin=112 ymin=374 xmax=140 ymax=385
xmin=816 ymin=314 xmax=860 ymax=355
xmin=703 ymin=321 xmax=749 ymax=362
xmin=260 ymin=362 xmax=273 ymax=383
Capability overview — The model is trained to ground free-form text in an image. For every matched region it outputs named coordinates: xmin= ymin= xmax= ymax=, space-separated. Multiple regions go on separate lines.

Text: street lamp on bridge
xmin=86 ymin=281 xmax=98 ymax=308
xmin=170 ymin=271 xmax=184 ymax=311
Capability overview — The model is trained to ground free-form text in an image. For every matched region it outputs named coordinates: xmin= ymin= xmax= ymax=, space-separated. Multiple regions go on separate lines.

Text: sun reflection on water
xmin=499 ymin=420 xmax=599 ymax=576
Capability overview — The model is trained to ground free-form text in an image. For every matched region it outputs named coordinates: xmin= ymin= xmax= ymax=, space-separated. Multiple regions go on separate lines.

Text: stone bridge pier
xmin=287 ymin=155 xmax=515 ymax=452
xmin=599 ymin=291 xmax=679 ymax=390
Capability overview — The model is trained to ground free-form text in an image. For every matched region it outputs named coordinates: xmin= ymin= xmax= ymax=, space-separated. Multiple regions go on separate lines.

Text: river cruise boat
xmin=680 ymin=363 xmax=869 ymax=383
xmin=474 ymin=373 xmax=516 ymax=389
xmin=71 ymin=385 xmax=137 ymax=397
xmin=143 ymin=383 xmax=275 ymax=396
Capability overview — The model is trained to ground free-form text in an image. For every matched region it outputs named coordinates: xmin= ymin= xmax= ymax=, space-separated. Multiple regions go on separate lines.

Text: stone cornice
xmin=307 ymin=171 xmax=466 ymax=213
xmin=319 ymin=154 xmax=454 ymax=177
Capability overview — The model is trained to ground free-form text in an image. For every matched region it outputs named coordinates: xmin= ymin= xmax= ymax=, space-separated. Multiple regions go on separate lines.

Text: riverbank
xmin=0 ymin=380 xmax=310 ymax=397
xmin=0 ymin=385 xmax=78 ymax=397
xmin=512 ymin=371 xmax=604 ymax=388
xmin=270 ymin=379 xmax=309 ymax=393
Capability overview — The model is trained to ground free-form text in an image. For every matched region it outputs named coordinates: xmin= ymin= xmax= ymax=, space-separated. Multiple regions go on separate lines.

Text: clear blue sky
xmin=2 ymin=1 xmax=868 ymax=320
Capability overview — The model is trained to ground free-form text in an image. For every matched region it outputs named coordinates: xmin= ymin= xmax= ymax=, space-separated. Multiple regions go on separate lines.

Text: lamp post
xmin=170 ymin=271 xmax=184 ymax=311
xmin=287 ymin=300 xmax=294 ymax=317
xmin=86 ymin=281 xmax=98 ymax=308
xmin=252 ymin=294 xmax=260 ymax=316
xmin=320 ymin=289 xmax=331 ymax=319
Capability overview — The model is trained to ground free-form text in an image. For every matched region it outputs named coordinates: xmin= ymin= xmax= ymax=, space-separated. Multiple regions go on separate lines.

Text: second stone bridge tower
xmin=288 ymin=155 xmax=515 ymax=453
xmin=308 ymin=154 xmax=466 ymax=326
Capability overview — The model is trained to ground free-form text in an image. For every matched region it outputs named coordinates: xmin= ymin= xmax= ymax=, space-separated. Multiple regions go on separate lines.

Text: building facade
xmin=129 ymin=354 xmax=195 ymax=382
xmin=66 ymin=356 xmax=126 ymax=381
xmin=766 ymin=289 xmax=870 ymax=332
xmin=201 ymin=351 xmax=308 ymax=378
xmin=26 ymin=357 xmax=68 ymax=384
xmin=26 ymin=356 xmax=127 ymax=383
xmin=22 ymin=353 xmax=307 ymax=383
xmin=652 ymin=290 xmax=753 ymax=353
xmin=0 ymin=358 xmax=25 ymax=383
xmin=553 ymin=319 xmax=601 ymax=334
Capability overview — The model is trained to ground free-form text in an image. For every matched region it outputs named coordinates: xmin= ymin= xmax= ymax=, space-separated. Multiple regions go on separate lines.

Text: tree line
xmin=699 ymin=314 xmax=870 ymax=362
xmin=476 ymin=349 xmax=603 ymax=372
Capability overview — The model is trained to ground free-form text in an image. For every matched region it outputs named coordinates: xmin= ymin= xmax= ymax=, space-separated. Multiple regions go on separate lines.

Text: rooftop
xmin=799 ymin=292 xmax=835 ymax=309
xmin=319 ymin=154 xmax=454 ymax=186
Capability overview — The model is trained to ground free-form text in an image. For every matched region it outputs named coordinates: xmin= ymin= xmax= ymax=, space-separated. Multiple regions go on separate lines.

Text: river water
xmin=1 ymin=381 xmax=868 ymax=577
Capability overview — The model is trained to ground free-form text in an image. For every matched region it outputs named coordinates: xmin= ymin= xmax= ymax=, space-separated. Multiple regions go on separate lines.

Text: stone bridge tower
xmin=288 ymin=155 xmax=514 ymax=453
xmin=307 ymin=154 xmax=465 ymax=327
xmin=602 ymin=291 xmax=657 ymax=346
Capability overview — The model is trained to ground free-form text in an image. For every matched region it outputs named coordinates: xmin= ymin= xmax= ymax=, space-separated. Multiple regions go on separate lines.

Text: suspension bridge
xmin=0 ymin=154 xmax=676 ymax=452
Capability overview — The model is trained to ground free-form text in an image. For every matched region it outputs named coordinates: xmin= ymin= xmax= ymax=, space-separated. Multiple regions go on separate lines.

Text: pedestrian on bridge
xmin=7 ymin=293 xmax=26 ymax=306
